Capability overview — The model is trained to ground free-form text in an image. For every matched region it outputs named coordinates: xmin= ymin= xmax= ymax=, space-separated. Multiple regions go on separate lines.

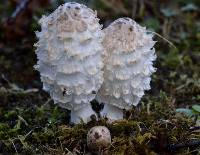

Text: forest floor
xmin=0 ymin=0 xmax=199 ymax=154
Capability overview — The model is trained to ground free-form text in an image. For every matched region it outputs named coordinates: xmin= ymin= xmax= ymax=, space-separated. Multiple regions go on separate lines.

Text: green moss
xmin=1 ymin=91 xmax=198 ymax=154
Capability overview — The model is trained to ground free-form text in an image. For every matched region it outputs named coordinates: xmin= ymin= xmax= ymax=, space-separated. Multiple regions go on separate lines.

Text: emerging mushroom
xmin=34 ymin=2 xmax=104 ymax=123
xmin=87 ymin=126 xmax=111 ymax=152
xmin=96 ymin=18 xmax=156 ymax=120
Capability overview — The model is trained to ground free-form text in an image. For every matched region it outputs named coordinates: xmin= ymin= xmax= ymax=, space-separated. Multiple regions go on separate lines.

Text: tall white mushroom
xmin=96 ymin=18 xmax=156 ymax=120
xmin=34 ymin=2 xmax=104 ymax=123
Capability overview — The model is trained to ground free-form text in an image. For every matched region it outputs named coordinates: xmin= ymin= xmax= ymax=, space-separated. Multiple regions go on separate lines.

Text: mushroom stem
xmin=71 ymin=104 xmax=96 ymax=123
xmin=101 ymin=104 xmax=124 ymax=121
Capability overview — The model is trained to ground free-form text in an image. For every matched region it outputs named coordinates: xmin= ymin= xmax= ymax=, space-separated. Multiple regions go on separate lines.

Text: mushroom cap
xmin=96 ymin=18 xmax=156 ymax=110
xmin=35 ymin=2 xmax=104 ymax=111
xmin=87 ymin=126 xmax=111 ymax=151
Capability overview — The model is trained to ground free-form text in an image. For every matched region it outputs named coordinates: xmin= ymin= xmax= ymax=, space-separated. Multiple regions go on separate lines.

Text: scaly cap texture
xmin=34 ymin=2 xmax=104 ymax=123
xmin=96 ymin=18 xmax=156 ymax=120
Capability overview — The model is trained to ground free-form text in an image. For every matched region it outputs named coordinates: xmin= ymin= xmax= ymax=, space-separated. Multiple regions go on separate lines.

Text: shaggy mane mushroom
xmin=34 ymin=2 xmax=104 ymax=123
xmin=96 ymin=18 xmax=156 ymax=121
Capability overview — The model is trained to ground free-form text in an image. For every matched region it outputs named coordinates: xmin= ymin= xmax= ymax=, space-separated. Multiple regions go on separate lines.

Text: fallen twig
xmin=10 ymin=139 xmax=18 ymax=155
xmin=18 ymin=115 xmax=29 ymax=126
xmin=147 ymin=30 xmax=177 ymax=50
xmin=189 ymin=126 xmax=200 ymax=132
xmin=11 ymin=0 xmax=32 ymax=20
xmin=168 ymin=139 xmax=200 ymax=152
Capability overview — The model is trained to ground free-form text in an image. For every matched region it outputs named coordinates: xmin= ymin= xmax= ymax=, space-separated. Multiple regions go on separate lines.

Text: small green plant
xmin=176 ymin=105 xmax=200 ymax=125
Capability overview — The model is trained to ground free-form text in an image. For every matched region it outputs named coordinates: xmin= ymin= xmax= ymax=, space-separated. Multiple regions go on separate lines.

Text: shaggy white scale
xmin=96 ymin=18 xmax=156 ymax=120
xmin=34 ymin=2 xmax=104 ymax=123
xmin=35 ymin=2 xmax=156 ymax=123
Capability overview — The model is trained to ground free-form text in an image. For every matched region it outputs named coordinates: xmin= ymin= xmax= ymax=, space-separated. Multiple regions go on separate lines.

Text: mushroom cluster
xmin=35 ymin=2 xmax=156 ymax=123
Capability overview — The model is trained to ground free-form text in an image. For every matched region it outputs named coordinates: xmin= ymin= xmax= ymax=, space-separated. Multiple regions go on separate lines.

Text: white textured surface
xmin=71 ymin=104 xmax=97 ymax=123
xmin=34 ymin=2 xmax=104 ymax=123
xmin=96 ymin=18 xmax=156 ymax=120
xmin=101 ymin=104 xmax=124 ymax=120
